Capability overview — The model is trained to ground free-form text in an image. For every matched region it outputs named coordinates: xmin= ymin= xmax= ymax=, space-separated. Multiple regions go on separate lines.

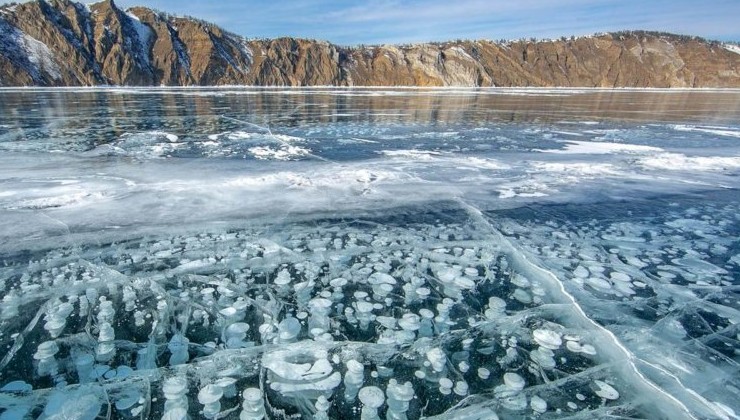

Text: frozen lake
xmin=0 ymin=88 xmax=738 ymax=419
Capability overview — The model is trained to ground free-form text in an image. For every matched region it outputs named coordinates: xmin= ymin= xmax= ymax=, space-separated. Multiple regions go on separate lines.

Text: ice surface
xmin=672 ymin=124 xmax=740 ymax=138
xmin=539 ymin=140 xmax=663 ymax=154
xmin=494 ymin=194 xmax=740 ymax=418
xmin=0 ymin=88 xmax=738 ymax=419
xmin=638 ymin=153 xmax=740 ymax=171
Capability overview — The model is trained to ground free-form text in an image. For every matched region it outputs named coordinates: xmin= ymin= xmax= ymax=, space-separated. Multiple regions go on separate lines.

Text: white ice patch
xmin=498 ymin=182 xmax=551 ymax=199
xmin=272 ymin=134 xmax=305 ymax=143
xmin=464 ymin=157 xmax=510 ymax=170
xmin=671 ymin=124 xmax=740 ymax=139
xmin=337 ymin=138 xmax=378 ymax=144
xmin=539 ymin=140 xmax=663 ymax=154
xmin=380 ymin=150 xmax=441 ymax=160
xmin=160 ymin=132 xmax=179 ymax=142
xmin=222 ymin=173 xmax=313 ymax=189
xmin=102 ymin=131 xmax=182 ymax=158
xmin=208 ymin=131 xmax=304 ymax=143
xmin=380 ymin=150 xmax=509 ymax=170
xmin=0 ymin=177 xmax=134 ymax=211
xmin=496 ymin=161 xmax=620 ymax=199
xmin=208 ymin=131 xmax=255 ymax=141
xmin=222 ymin=168 xmax=408 ymax=191
xmin=639 ymin=153 xmax=740 ymax=172
xmin=248 ymin=145 xmax=311 ymax=160
xmin=119 ymin=130 xmax=179 ymax=142
xmin=529 ymin=162 xmax=619 ymax=176
xmin=5 ymin=191 xmax=106 ymax=210
xmin=550 ymin=130 xmax=585 ymax=137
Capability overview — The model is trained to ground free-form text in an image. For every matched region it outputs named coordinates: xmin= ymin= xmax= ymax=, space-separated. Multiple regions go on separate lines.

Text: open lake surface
xmin=0 ymin=88 xmax=738 ymax=419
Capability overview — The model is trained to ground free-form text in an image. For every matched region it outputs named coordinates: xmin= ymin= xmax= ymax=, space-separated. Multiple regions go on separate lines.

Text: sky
xmin=3 ymin=0 xmax=739 ymax=45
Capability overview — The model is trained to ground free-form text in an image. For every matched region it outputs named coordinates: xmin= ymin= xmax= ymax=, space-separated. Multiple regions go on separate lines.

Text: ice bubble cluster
xmin=533 ymin=328 xmax=562 ymax=349
xmin=499 ymin=198 xmax=740 ymax=417
xmin=2 ymin=85 xmax=739 ymax=420
xmin=0 ymin=210 xmax=706 ymax=418
xmin=263 ymin=343 xmax=341 ymax=398
xmin=44 ymin=301 xmax=74 ymax=338
xmin=386 ymin=379 xmax=414 ymax=419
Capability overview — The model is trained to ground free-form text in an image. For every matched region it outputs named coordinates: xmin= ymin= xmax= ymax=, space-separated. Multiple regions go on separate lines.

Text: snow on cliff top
xmin=723 ymin=44 xmax=740 ymax=55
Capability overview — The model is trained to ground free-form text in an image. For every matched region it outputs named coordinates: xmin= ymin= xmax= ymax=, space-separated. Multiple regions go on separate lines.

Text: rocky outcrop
xmin=1 ymin=0 xmax=738 ymax=87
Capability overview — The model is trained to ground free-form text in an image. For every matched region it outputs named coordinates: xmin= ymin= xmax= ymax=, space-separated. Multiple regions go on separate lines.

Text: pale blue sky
xmin=3 ymin=0 xmax=739 ymax=44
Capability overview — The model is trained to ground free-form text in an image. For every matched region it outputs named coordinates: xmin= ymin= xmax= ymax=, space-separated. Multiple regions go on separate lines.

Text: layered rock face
xmin=1 ymin=0 xmax=738 ymax=87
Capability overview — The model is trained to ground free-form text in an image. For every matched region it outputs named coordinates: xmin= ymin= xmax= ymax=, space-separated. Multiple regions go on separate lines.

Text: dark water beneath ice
xmin=0 ymin=88 xmax=738 ymax=419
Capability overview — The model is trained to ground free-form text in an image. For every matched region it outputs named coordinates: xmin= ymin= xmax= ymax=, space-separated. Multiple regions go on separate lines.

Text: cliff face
xmin=1 ymin=0 xmax=738 ymax=87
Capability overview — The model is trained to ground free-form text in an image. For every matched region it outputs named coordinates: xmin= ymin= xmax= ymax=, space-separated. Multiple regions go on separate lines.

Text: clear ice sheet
xmin=0 ymin=88 xmax=739 ymax=419
xmin=492 ymin=192 xmax=740 ymax=418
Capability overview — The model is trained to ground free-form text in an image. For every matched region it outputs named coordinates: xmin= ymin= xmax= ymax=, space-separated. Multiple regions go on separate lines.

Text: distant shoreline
xmin=2 ymin=86 xmax=740 ymax=91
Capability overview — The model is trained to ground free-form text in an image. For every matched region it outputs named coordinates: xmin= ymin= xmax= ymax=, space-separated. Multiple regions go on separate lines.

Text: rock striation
xmin=1 ymin=0 xmax=738 ymax=87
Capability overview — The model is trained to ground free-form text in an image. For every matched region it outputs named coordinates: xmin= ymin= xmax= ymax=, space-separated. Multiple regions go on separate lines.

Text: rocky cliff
xmin=1 ymin=0 xmax=738 ymax=87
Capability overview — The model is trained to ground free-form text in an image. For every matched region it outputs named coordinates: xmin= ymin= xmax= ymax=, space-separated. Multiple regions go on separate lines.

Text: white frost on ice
xmin=221 ymin=167 xmax=410 ymax=193
xmin=530 ymin=162 xmax=619 ymax=176
xmin=208 ymin=131 xmax=255 ymax=141
xmin=497 ymin=182 xmax=551 ymax=199
xmin=671 ymin=124 xmax=740 ymax=138
xmin=101 ymin=131 xmax=183 ymax=158
xmin=248 ymin=145 xmax=312 ymax=160
xmin=380 ymin=150 xmax=441 ymax=160
xmin=381 ymin=150 xmax=509 ymax=171
xmin=639 ymin=153 xmax=740 ymax=171
xmin=539 ymin=140 xmax=663 ymax=154
xmin=464 ymin=157 xmax=510 ymax=170
xmin=207 ymin=131 xmax=305 ymax=149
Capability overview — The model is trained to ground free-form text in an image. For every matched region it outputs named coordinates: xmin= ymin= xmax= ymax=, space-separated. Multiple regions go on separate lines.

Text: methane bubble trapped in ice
xmin=0 ymin=87 xmax=739 ymax=419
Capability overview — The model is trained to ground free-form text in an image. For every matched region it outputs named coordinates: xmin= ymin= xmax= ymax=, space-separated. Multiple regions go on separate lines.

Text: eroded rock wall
xmin=0 ymin=0 xmax=738 ymax=87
